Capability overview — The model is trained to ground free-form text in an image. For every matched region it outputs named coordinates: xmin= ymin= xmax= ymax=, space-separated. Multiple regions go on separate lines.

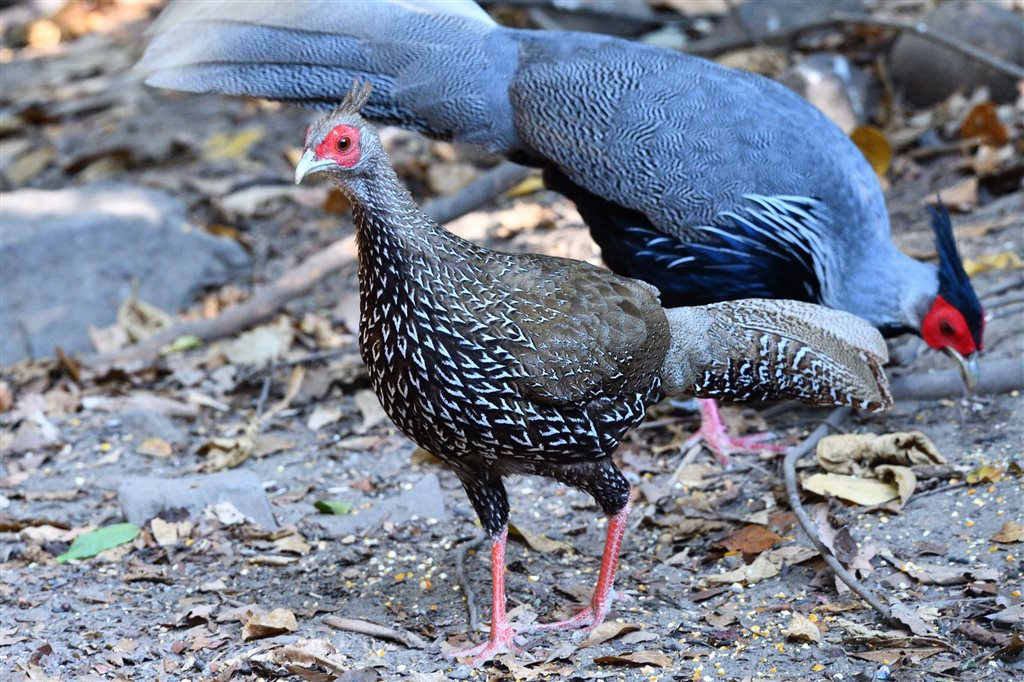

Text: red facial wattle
xmin=921 ymin=295 xmax=982 ymax=356
xmin=315 ymin=124 xmax=361 ymax=167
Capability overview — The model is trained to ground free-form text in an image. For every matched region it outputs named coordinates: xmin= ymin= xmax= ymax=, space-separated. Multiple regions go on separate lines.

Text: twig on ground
xmin=905 ymin=481 xmax=970 ymax=505
xmin=83 ymin=163 xmax=531 ymax=369
xmin=988 ymin=304 xmax=1024 ymax=323
xmin=455 ymin=533 xmax=487 ymax=634
xmin=782 ymin=406 xmax=900 ymax=626
xmin=981 ymin=273 xmax=1024 ymax=300
xmin=687 ymin=10 xmax=1024 ymax=81
xmin=888 ymin=358 xmax=1024 ymax=401
xmin=324 ymin=615 xmax=428 ymax=649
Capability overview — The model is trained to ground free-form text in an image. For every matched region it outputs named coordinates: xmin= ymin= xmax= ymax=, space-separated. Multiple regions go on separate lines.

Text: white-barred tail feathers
xmin=661 ymin=299 xmax=892 ymax=412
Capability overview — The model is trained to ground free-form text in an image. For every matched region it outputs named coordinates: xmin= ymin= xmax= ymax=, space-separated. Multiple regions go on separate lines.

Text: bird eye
xmin=939 ymin=320 xmax=954 ymax=336
xmin=337 ymin=137 xmax=352 ymax=152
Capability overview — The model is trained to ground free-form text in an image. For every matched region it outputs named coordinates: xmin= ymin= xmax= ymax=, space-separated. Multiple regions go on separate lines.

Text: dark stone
xmin=890 ymin=1 xmax=1024 ymax=106
xmin=0 ymin=182 xmax=250 ymax=364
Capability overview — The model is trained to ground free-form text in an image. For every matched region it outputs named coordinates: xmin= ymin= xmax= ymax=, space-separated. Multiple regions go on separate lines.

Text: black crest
xmin=928 ymin=198 xmax=984 ymax=348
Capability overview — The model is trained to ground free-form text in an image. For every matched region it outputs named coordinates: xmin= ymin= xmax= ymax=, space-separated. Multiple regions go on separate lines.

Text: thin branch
xmin=455 ymin=533 xmax=487 ymax=633
xmin=889 ymin=358 xmax=1024 ymax=401
xmin=686 ymin=10 xmax=1024 ymax=81
xmin=782 ymin=406 xmax=899 ymax=626
xmin=323 ymin=615 xmax=428 ymax=649
xmin=829 ymin=11 xmax=1024 ymax=81
xmin=82 ymin=163 xmax=531 ymax=369
xmin=980 ymin=273 xmax=1024 ymax=300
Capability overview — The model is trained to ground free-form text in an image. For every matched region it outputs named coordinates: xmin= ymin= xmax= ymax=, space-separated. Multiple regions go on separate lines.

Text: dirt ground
xmin=2 ymin=3 xmax=1023 ymax=681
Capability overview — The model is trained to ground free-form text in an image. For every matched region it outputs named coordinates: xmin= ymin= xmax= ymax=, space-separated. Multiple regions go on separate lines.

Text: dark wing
xmin=545 ymin=168 xmax=824 ymax=307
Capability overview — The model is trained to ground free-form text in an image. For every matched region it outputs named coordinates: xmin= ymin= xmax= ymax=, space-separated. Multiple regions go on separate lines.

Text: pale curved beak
xmin=294 ymin=149 xmax=333 ymax=184
xmin=944 ymin=348 xmax=979 ymax=392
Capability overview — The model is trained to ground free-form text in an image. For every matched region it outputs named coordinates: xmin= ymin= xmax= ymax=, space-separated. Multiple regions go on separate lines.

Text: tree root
xmin=889 ymin=358 xmax=1024 ymax=401
xmin=782 ymin=407 xmax=903 ymax=628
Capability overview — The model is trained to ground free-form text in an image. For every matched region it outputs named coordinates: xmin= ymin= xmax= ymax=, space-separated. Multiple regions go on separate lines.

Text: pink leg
xmin=682 ymin=399 xmax=784 ymax=468
xmin=531 ymin=501 xmax=631 ymax=633
xmin=448 ymin=527 xmax=521 ymax=666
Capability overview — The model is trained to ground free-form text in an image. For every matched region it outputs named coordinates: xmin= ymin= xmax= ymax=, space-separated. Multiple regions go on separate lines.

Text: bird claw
xmin=684 ymin=422 xmax=785 ymax=468
xmin=447 ymin=627 xmax=522 ymax=667
xmin=527 ymin=590 xmax=628 ymax=633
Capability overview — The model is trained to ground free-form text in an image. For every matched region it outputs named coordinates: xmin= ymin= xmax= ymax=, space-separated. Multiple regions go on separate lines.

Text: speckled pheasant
xmin=295 ymin=82 xmax=891 ymax=666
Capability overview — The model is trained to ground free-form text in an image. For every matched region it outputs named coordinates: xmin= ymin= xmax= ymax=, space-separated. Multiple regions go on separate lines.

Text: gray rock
xmin=309 ymin=473 xmax=448 ymax=538
xmin=0 ymin=182 xmax=250 ymax=364
xmin=117 ymin=470 xmax=277 ymax=529
xmin=890 ymin=1 xmax=1024 ymax=106
xmin=115 ymin=409 xmax=189 ymax=445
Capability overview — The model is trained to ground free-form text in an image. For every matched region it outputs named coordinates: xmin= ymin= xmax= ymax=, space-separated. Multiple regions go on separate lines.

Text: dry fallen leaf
xmin=137 ymin=437 xmax=172 ymax=459
xmin=222 ymin=317 xmax=294 ymax=368
xmin=307 ymin=404 xmax=343 ymax=431
xmin=354 ymin=389 xmax=389 ymax=433
xmin=705 ymin=545 xmax=816 ymax=586
xmin=850 ymin=126 xmax=892 ymax=177
xmin=509 ymin=522 xmax=573 ymax=554
xmin=252 ymin=433 xmax=297 ymax=458
xmin=991 ymin=520 xmax=1024 ymax=544
xmin=933 ymin=176 xmax=977 ymax=212
xmin=888 ymin=601 xmax=935 ymax=637
xmin=150 ymin=518 xmax=193 ymax=547
xmin=204 ymin=127 xmax=264 ymax=160
xmin=817 ymin=431 xmax=944 ymax=474
xmin=875 ymin=464 xmax=917 ymax=508
xmin=963 ymin=250 xmax=1024 ymax=278
xmin=274 ymin=532 xmax=312 ymax=556
xmin=784 ymin=612 xmax=822 ymax=643
xmin=960 ymin=102 xmax=1009 ymax=145
xmin=718 ymin=524 xmax=782 ymax=558
xmin=802 ymin=473 xmax=899 ymax=506
xmin=242 ymin=608 xmax=298 ymax=641
xmin=581 ymin=621 xmax=641 ymax=647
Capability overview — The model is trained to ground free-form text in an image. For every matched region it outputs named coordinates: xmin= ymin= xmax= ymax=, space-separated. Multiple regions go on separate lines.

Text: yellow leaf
xmin=963 ymin=250 xmax=1023 ymax=278
xmin=850 ymin=126 xmax=892 ymax=177
xmin=504 ymin=175 xmax=545 ymax=198
xmin=801 ymin=473 xmax=899 ymax=506
xmin=205 ymin=127 xmax=265 ymax=160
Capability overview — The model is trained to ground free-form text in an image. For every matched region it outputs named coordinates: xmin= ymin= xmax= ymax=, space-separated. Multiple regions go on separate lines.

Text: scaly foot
xmin=684 ymin=399 xmax=785 ymax=468
xmin=447 ymin=624 xmax=522 ymax=666
xmin=529 ymin=589 xmax=630 ymax=633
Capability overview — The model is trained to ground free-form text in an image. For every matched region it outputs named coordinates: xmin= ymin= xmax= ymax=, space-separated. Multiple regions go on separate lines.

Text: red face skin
xmin=921 ymin=295 xmax=983 ymax=356
xmin=313 ymin=124 xmax=361 ymax=167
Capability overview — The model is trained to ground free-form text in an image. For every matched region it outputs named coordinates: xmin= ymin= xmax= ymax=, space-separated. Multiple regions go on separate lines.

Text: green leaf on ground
xmin=57 ymin=523 xmax=140 ymax=563
xmin=314 ymin=500 xmax=352 ymax=515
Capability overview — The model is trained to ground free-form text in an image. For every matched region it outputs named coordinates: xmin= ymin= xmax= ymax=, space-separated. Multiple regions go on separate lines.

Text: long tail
xmin=661 ymin=299 xmax=892 ymax=412
xmin=137 ymin=0 xmax=521 ymax=153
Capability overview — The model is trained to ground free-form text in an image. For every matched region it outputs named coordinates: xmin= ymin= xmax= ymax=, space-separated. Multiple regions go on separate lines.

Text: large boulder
xmin=890 ymin=1 xmax=1024 ymax=106
xmin=1 ymin=182 xmax=250 ymax=364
